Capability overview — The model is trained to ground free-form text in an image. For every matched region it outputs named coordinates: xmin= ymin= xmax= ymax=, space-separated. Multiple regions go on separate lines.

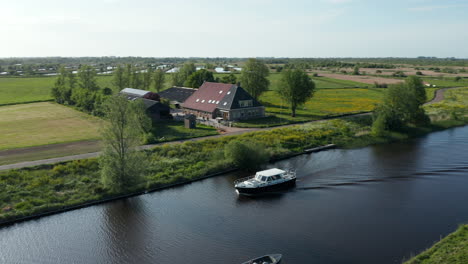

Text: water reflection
xmin=101 ymin=198 xmax=153 ymax=264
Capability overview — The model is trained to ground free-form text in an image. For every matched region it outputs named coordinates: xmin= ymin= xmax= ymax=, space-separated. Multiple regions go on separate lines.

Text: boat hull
xmin=235 ymin=178 xmax=296 ymax=195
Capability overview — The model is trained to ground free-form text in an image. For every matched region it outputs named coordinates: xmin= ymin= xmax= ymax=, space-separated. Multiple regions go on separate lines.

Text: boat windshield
xmin=256 ymin=174 xmax=282 ymax=181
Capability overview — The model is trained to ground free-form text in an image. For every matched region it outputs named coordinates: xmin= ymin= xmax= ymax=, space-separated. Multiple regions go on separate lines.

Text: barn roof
xmin=182 ymin=82 xmax=234 ymax=113
xmin=217 ymin=85 xmax=263 ymax=110
xmin=159 ymin=87 xmax=196 ymax=104
xmin=139 ymin=98 xmax=170 ymax=112
xmin=120 ymin=88 xmax=150 ymax=97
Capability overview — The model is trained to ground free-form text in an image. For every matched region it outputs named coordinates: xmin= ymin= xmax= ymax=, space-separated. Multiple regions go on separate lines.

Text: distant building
xmin=119 ymin=88 xmax=171 ymax=121
xmin=182 ymin=82 xmax=264 ymax=121
xmin=158 ymin=87 xmax=197 ymax=108
xmin=166 ymin=67 xmax=179 ymax=73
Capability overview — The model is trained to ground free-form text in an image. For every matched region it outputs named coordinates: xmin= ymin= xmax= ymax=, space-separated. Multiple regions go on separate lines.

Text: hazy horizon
xmin=2 ymin=0 xmax=468 ymax=58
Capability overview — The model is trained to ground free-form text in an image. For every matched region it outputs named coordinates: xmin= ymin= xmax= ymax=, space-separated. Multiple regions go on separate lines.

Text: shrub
xmin=224 ymin=140 xmax=269 ymax=171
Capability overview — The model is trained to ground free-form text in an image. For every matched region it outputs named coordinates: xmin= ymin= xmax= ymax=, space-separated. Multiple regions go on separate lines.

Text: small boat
xmin=234 ymin=168 xmax=296 ymax=195
xmin=241 ymin=254 xmax=282 ymax=264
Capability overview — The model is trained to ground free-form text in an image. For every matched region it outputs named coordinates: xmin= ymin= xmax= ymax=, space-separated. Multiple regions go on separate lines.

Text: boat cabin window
xmin=261 ymin=176 xmax=267 ymax=182
xmin=272 ymin=175 xmax=281 ymax=180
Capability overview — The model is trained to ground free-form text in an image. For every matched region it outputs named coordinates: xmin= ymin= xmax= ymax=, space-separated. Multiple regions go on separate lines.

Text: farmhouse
xmin=158 ymin=87 xmax=196 ymax=108
xmin=182 ymin=82 xmax=264 ymax=121
xmin=119 ymin=88 xmax=171 ymax=121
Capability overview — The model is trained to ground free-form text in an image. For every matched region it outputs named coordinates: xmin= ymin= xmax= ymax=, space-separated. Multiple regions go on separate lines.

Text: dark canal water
xmin=1 ymin=126 xmax=468 ymax=264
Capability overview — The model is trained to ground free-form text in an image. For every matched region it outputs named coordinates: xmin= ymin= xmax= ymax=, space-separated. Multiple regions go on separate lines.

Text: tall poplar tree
xmin=153 ymin=69 xmax=166 ymax=92
xmin=100 ymin=95 xmax=151 ymax=192
xmin=240 ymin=58 xmax=270 ymax=100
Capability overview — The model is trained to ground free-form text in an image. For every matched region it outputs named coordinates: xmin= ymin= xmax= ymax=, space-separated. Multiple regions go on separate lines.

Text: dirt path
xmin=0 ymin=87 xmax=460 ymax=171
xmin=424 ymin=87 xmax=460 ymax=105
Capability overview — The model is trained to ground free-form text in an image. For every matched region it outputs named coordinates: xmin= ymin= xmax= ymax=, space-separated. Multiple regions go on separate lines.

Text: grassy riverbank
xmin=1 ymin=88 xmax=468 ymax=225
xmin=404 ymin=225 xmax=468 ymax=264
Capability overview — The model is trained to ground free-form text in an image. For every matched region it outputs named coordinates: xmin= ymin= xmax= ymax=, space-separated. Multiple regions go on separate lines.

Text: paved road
xmin=0 ymin=87 xmax=461 ymax=171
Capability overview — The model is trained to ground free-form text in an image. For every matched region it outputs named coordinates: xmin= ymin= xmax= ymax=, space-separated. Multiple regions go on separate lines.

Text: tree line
xmin=51 ymin=65 xmax=112 ymax=116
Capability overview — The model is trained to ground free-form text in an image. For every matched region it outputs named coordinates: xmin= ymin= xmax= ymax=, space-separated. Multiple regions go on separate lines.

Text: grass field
xmin=0 ymin=77 xmax=54 ymax=105
xmin=0 ymin=76 xmax=114 ymax=105
xmin=0 ymin=73 xmax=370 ymax=106
xmin=235 ymin=88 xmax=384 ymax=127
xmin=404 ymin=225 xmax=468 ymax=264
xmin=0 ymin=102 xmax=103 ymax=150
xmin=214 ymin=73 xmax=370 ymax=90
xmin=422 ymin=77 xmax=468 ymax=88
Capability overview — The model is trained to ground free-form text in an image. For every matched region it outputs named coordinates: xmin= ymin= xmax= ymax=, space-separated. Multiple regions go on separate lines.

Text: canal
xmin=1 ymin=126 xmax=468 ymax=264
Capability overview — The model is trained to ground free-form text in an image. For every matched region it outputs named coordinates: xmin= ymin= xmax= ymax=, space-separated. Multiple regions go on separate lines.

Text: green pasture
xmin=235 ymin=88 xmax=384 ymax=127
xmin=0 ymin=76 xmax=114 ymax=105
xmin=422 ymin=77 xmax=468 ymax=88
xmin=0 ymin=102 xmax=104 ymax=150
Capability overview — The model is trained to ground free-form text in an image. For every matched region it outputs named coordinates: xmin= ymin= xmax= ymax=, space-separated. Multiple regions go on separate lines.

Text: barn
xmin=182 ymin=82 xmax=264 ymax=121
xmin=119 ymin=88 xmax=171 ymax=121
xmin=158 ymin=86 xmax=196 ymax=108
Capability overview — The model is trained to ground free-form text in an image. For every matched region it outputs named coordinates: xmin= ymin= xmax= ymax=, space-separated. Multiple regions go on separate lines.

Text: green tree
xmin=51 ymin=66 xmax=70 ymax=104
xmin=352 ymin=66 xmax=360 ymax=75
xmin=78 ymin=65 xmax=99 ymax=91
xmin=171 ymin=71 xmax=185 ymax=86
xmin=179 ymin=62 xmax=196 ymax=83
xmin=100 ymin=95 xmax=151 ymax=192
xmin=277 ymin=69 xmax=316 ymax=117
xmin=224 ymin=140 xmax=269 ymax=171
xmin=405 ymin=75 xmax=427 ymax=105
xmin=123 ymin=64 xmax=133 ymax=88
xmin=132 ymin=71 xmax=143 ymax=89
xmin=371 ymin=76 xmax=429 ymax=135
xmin=240 ymin=58 xmax=270 ymax=100
xmin=142 ymin=68 xmax=153 ymax=90
xmin=185 ymin=69 xmax=215 ymax=88
xmin=220 ymin=73 xmax=237 ymax=84
xmin=153 ymin=69 xmax=166 ymax=92
xmin=112 ymin=65 xmax=126 ymax=91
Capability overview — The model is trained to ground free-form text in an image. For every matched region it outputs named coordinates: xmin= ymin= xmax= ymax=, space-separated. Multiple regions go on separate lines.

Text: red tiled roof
xmin=182 ymin=82 xmax=234 ymax=113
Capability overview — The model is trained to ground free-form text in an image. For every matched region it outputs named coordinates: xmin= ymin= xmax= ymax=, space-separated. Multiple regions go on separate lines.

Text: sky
xmin=1 ymin=0 xmax=467 ymax=58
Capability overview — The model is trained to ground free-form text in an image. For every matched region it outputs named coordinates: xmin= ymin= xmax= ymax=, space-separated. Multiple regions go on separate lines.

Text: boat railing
xmin=285 ymin=168 xmax=296 ymax=178
xmin=234 ymin=176 xmax=255 ymax=185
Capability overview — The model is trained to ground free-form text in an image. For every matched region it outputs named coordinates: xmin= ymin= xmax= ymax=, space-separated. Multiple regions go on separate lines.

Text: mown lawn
xmin=404 ymin=225 xmax=468 ymax=264
xmin=0 ymin=102 xmax=103 ymax=150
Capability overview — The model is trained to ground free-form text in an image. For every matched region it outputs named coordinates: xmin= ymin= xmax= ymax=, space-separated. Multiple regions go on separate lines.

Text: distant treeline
xmin=2 ymin=57 xmax=468 ymax=72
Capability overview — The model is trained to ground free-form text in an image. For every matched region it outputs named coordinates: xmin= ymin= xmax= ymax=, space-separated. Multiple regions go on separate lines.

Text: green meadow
xmin=0 ymin=76 xmax=114 ymax=105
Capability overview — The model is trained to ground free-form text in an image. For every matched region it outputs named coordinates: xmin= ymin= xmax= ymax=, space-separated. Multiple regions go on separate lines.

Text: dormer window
xmin=227 ymin=91 xmax=231 ymax=95
xmin=201 ymin=100 xmax=205 ymax=103
xmin=208 ymin=100 xmax=212 ymax=103
xmin=223 ymin=102 xmax=227 ymax=106
xmin=219 ymin=91 xmax=223 ymax=94
xmin=196 ymin=99 xmax=200 ymax=102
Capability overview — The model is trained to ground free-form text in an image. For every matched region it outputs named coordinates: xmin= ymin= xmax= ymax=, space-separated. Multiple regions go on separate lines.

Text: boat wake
xmin=296 ymin=164 xmax=468 ymax=191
